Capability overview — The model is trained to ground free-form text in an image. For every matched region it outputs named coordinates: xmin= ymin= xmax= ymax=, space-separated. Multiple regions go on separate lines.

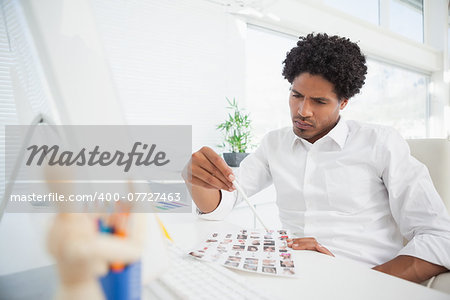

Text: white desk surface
xmin=159 ymin=213 xmax=450 ymax=300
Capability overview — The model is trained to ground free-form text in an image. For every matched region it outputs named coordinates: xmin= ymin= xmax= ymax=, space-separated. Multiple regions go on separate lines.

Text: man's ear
xmin=339 ymin=99 xmax=349 ymax=110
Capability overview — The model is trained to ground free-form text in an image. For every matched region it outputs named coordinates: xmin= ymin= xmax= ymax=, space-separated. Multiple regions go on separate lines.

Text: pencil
xmin=232 ymin=179 xmax=269 ymax=232
xmin=155 ymin=215 xmax=173 ymax=242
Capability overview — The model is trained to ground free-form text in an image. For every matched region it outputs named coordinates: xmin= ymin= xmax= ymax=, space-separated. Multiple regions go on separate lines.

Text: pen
xmin=232 ymin=179 xmax=269 ymax=232
xmin=110 ymin=212 xmax=129 ymax=272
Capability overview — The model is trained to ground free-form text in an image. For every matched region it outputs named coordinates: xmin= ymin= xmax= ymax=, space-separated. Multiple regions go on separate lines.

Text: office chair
xmin=406 ymin=138 xmax=450 ymax=295
xmin=406 ymin=138 xmax=450 ymax=213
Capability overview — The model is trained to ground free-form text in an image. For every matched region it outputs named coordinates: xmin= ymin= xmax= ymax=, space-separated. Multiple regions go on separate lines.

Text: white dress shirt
xmin=197 ymin=118 xmax=450 ymax=268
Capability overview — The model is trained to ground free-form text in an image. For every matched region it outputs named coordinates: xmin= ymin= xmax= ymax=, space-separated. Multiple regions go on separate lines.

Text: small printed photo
xmin=280 ymin=259 xmax=295 ymax=268
xmin=237 ymin=234 xmax=248 ymax=239
xmin=279 ymin=245 xmax=287 ymax=251
xmin=251 ymin=240 xmax=260 ymax=246
xmin=280 ymin=253 xmax=291 ymax=259
xmin=247 ymin=245 xmax=259 ymax=252
xmin=224 ymin=260 xmax=239 ymax=268
xmin=243 ymin=264 xmax=258 ymax=272
xmin=238 ymin=239 xmax=246 ymax=244
xmin=232 ymin=245 xmax=245 ymax=250
xmin=234 ymin=251 xmax=241 ymax=256
xmin=211 ymin=254 xmax=221 ymax=262
xmin=278 ymin=230 xmax=287 ymax=235
xmin=226 ymin=233 xmax=232 ymax=238
xmin=263 ymin=246 xmax=275 ymax=252
xmin=279 ymin=235 xmax=289 ymax=240
xmin=262 ymin=267 xmax=277 ymax=274
xmin=227 ymin=256 xmax=241 ymax=262
xmin=245 ymin=258 xmax=258 ymax=264
xmin=206 ymin=239 xmax=218 ymax=243
xmin=212 ymin=233 xmax=218 ymax=238
xmin=262 ymin=259 xmax=276 ymax=266
xmin=264 ymin=240 xmax=275 ymax=246
xmin=240 ymin=229 xmax=248 ymax=234
xmin=283 ymin=267 xmax=295 ymax=275
xmin=264 ymin=235 xmax=273 ymax=239
xmin=189 ymin=251 xmax=204 ymax=259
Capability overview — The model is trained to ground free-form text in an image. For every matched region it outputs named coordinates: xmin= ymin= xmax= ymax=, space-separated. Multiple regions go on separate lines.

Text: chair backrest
xmin=406 ymin=139 xmax=450 ymax=213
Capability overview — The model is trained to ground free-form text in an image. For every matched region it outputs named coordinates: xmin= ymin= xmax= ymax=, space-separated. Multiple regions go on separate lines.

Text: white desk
xmin=159 ymin=214 xmax=450 ymax=300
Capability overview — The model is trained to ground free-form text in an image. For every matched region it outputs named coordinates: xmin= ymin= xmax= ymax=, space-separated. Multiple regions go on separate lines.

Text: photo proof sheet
xmin=188 ymin=229 xmax=297 ymax=277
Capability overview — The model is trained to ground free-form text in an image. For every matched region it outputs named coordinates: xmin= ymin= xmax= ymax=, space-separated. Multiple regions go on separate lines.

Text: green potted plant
xmin=217 ymin=97 xmax=254 ymax=167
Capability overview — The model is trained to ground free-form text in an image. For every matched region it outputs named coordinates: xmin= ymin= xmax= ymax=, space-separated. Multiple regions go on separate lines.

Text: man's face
xmin=289 ymin=73 xmax=348 ymax=144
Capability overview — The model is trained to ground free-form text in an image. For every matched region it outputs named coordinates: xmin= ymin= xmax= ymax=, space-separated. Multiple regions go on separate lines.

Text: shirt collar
xmin=326 ymin=116 xmax=349 ymax=149
xmin=291 ymin=116 xmax=349 ymax=150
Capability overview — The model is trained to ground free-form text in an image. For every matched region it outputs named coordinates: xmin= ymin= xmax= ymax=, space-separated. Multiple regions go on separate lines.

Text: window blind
xmin=0 ymin=0 xmax=54 ymax=209
xmin=0 ymin=0 xmax=18 ymax=205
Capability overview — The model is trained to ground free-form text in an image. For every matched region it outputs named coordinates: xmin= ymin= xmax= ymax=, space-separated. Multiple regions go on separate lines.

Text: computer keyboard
xmin=144 ymin=244 xmax=275 ymax=300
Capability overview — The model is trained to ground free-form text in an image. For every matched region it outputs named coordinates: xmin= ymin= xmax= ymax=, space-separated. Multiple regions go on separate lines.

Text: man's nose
xmin=298 ymin=98 xmax=313 ymax=118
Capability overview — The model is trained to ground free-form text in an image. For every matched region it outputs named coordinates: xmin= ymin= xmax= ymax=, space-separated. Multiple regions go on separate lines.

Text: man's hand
xmin=372 ymin=255 xmax=448 ymax=283
xmin=181 ymin=147 xmax=235 ymax=213
xmin=287 ymin=237 xmax=334 ymax=257
xmin=182 ymin=146 xmax=235 ymax=191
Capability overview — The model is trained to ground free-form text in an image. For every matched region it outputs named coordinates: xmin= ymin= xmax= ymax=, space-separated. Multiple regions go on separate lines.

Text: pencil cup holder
xmin=99 ymin=260 xmax=142 ymax=300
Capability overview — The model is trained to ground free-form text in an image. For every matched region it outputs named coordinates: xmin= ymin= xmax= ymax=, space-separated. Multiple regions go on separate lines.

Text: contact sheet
xmin=188 ymin=229 xmax=297 ymax=277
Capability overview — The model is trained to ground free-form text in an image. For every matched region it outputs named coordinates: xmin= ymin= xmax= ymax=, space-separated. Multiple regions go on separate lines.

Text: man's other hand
xmin=182 ymin=146 xmax=235 ymax=192
xmin=287 ymin=237 xmax=334 ymax=257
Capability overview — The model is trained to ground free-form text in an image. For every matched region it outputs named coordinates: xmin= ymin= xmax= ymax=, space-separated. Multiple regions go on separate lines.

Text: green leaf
xmin=216 ymin=97 xmax=255 ymax=153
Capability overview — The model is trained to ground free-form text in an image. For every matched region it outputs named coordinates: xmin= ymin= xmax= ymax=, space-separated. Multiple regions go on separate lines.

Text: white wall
xmin=90 ymin=0 xmax=247 ymax=151
xmin=17 ymin=0 xmax=450 ymax=140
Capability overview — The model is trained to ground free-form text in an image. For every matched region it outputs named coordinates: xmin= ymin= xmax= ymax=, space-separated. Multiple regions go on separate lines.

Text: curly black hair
xmin=282 ymin=33 xmax=367 ymax=100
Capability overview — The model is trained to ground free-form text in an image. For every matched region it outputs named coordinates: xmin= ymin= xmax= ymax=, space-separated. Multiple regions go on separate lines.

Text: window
xmin=389 ymin=0 xmax=423 ymax=43
xmin=0 ymin=2 xmax=18 ymax=204
xmin=341 ymin=59 xmax=429 ymax=138
xmin=245 ymin=25 xmax=296 ymax=143
xmin=323 ymin=0 xmax=424 ymax=44
xmin=1 ymin=0 xmax=54 ymax=204
xmin=245 ymin=26 xmax=430 ymax=141
xmin=323 ymin=0 xmax=379 ymax=25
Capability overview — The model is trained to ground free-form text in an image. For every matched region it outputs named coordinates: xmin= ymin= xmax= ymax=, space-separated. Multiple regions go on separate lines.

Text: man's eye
xmin=315 ymin=100 xmax=326 ymax=104
xmin=292 ymin=94 xmax=303 ymax=98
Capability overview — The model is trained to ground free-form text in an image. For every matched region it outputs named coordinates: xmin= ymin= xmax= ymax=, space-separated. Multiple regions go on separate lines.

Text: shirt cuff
xmin=195 ymin=190 xmax=237 ymax=221
xmin=397 ymin=234 xmax=450 ymax=270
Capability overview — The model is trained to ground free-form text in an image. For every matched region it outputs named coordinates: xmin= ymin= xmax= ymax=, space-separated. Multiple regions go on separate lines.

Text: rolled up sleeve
xmin=196 ymin=190 xmax=237 ymax=221
xmin=381 ymin=129 xmax=450 ymax=269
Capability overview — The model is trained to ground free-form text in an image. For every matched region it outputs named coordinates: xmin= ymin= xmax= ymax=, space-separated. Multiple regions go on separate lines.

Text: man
xmin=182 ymin=33 xmax=450 ymax=283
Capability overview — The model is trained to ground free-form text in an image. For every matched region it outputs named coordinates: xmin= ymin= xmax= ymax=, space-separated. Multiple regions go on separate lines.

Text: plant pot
xmin=223 ymin=152 xmax=249 ymax=167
